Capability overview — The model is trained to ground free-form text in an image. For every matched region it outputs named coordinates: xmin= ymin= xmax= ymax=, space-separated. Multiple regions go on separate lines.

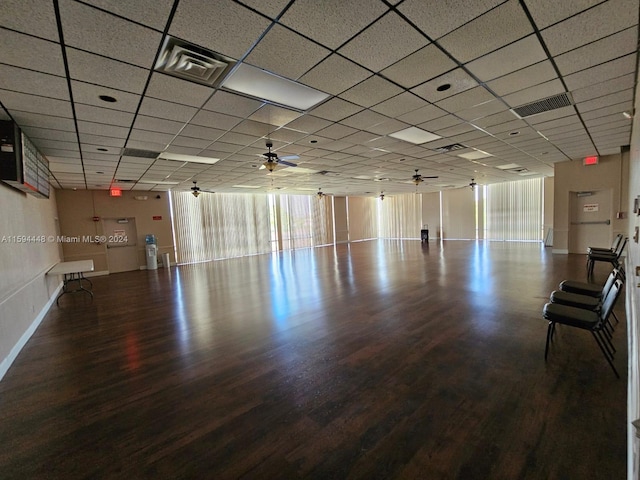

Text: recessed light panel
xmin=157 ymin=152 xmax=220 ymax=165
xmin=222 ymin=63 xmax=330 ymax=111
xmin=458 ymin=149 xmax=493 ymax=160
xmin=232 ymin=185 xmax=261 ymax=189
xmin=389 ymin=126 xmax=441 ymax=144
xmin=496 ymin=163 xmax=521 ymax=170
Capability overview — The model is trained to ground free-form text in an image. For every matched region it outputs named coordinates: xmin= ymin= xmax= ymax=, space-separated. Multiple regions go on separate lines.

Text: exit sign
xmin=109 ymin=187 xmax=122 ymax=197
xmin=583 ymin=156 xmax=599 ymax=166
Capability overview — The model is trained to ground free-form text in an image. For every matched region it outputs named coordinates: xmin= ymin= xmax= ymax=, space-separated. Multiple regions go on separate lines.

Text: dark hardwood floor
xmin=0 ymin=240 xmax=626 ymax=479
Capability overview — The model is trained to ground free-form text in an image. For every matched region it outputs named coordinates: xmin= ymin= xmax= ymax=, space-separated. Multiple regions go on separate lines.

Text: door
xmin=103 ymin=217 xmax=139 ymax=273
xmin=568 ymin=190 xmax=612 ymax=254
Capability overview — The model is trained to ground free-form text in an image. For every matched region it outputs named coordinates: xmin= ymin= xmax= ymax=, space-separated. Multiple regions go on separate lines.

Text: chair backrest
xmin=610 ymin=233 xmax=623 ymax=251
xmin=615 ymin=237 xmax=628 ymax=259
xmin=601 ymin=269 xmax=619 ymax=296
xmin=599 ymin=279 xmax=623 ymax=323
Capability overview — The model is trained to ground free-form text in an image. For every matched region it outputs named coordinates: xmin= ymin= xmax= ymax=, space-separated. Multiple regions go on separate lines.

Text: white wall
xmin=0 ymin=185 xmax=61 ymax=380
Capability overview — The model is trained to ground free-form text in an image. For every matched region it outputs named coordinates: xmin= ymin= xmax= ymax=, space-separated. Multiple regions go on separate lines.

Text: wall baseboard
xmin=84 ymin=270 xmax=109 ymax=278
xmin=551 ymin=249 xmax=569 ymax=254
xmin=0 ymin=282 xmax=62 ymax=382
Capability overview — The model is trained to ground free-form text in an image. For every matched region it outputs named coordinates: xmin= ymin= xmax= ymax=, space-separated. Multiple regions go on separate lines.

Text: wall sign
xmin=583 ymin=203 xmax=599 ymax=212
xmin=153 ymin=216 xmax=162 ymax=220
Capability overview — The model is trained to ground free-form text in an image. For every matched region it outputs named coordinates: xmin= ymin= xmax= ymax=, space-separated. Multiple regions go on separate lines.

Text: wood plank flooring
xmin=0 ymin=240 xmax=627 ymax=479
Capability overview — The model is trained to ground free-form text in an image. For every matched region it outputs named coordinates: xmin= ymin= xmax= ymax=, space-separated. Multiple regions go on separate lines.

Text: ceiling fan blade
xmin=279 ymin=154 xmax=300 ymax=161
xmin=423 ymin=176 xmax=439 ymax=179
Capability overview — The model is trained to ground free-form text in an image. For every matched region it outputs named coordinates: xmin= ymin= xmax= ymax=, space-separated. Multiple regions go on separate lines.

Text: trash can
xmin=162 ymin=252 xmax=170 ymax=269
xmin=146 ymin=244 xmax=158 ymax=270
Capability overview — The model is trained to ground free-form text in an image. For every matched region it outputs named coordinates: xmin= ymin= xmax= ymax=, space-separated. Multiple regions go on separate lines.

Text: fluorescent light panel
xmin=138 ymin=179 xmax=180 ymax=185
xmin=157 ymin=152 xmax=220 ymax=165
xmin=222 ymin=63 xmax=330 ymax=111
xmin=457 ymin=149 xmax=493 ymax=160
xmin=389 ymin=127 xmax=441 ymax=144
xmin=496 ymin=163 xmax=521 ymax=170
xmin=233 ymin=184 xmax=261 ymax=189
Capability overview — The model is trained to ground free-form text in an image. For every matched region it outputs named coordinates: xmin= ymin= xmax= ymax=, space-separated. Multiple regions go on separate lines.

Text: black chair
xmin=587 ymin=237 xmax=627 ymax=277
xmin=556 ymin=267 xmax=624 ymax=326
xmin=587 ymin=233 xmax=622 ymax=255
xmin=543 ymin=279 xmax=623 ymax=377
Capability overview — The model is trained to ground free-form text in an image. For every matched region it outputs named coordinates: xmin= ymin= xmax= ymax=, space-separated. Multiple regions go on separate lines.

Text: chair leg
xmin=599 ymin=327 xmax=616 ymax=354
xmin=545 ymin=321 xmax=554 ymax=360
xmin=591 ymin=331 xmax=620 ymax=378
xmin=612 ymin=310 xmax=619 ymax=324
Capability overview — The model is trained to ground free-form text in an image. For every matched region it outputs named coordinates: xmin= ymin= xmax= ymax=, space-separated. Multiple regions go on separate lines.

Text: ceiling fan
xmin=411 ymin=169 xmax=439 ymax=185
xmin=190 ymin=180 xmax=214 ymax=197
xmin=317 ymin=188 xmax=333 ymax=199
xmin=469 ymin=178 xmax=478 ymax=191
xmin=259 ymin=141 xmax=299 ymax=172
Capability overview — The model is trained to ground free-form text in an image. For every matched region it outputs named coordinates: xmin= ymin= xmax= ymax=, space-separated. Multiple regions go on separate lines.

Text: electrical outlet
xmin=637 ymin=266 xmax=640 ymax=276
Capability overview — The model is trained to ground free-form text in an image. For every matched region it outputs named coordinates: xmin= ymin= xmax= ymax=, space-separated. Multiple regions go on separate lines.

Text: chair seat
xmin=543 ymin=302 xmax=599 ymax=330
xmin=589 ymin=252 xmax=618 ymax=261
xmin=559 ymin=280 xmax=602 ymax=297
xmin=550 ymin=290 xmax=600 ymax=310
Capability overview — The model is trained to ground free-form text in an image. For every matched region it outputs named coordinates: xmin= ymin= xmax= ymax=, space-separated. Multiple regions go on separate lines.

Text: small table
xmin=48 ymin=260 xmax=95 ymax=305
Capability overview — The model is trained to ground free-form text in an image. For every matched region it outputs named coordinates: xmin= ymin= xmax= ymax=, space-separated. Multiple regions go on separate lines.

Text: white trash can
xmin=162 ymin=252 xmax=170 ymax=268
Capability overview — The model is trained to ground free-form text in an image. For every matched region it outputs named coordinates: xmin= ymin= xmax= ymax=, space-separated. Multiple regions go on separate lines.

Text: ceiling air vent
xmin=511 ymin=92 xmax=573 ymax=118
xmin=155 ymin=36 xmax=236 ymax=87
xmin=122 ymin=148 xmax=161 ymax=158
xmin=434 ymin=143 xmax=466 ymax=153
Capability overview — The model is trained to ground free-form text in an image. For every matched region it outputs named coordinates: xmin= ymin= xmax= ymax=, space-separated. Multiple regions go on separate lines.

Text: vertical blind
xmin=347 ymin=196 xmax=379 ymax=241
xmin=279 ymin=194 xmax=334 ymax=249
xmin=378 ymin=193 xmax=422 ymax=239
xmin=171 ymin=192 xmax=334 ymax=264
xmin=485 ymin=178 xmax=543 ymax=241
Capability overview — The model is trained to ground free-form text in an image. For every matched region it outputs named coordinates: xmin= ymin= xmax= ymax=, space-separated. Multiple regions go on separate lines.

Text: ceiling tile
xmin=396 ymin=104 xmax=448 ymax=125
xmin=564 ymin=54 xmax=636 ymax=91
xmin=554 ymin=26 xmax=638 ymax=76
xmin=203 ymin=91 xmax=263 ymax=117
xmin=0 ymin=29 xmax=65 ymax=76
xmin=309 ymin=98 xmax=363 ymax=122
xmin=59 ymin=0 xmax=162 ymax=68
xmin=486 ymin=61 xmax=558 ymax=96
xmin=133 ymin=115 xmax=186 ymax=135
xmin=250 ymin=104 xmax=302 ymax=127
xmin=456 ymin=99 xmax=507 ymax=121
xmin=70 ymin=80 xmax=141 ymax=113
xmin=381 ymin=44 xmax=457 ymax=88
xmin=0 ymin=90 xmax=73 ymax=118
xmin=169 ymin=0 xmax=270 ymax=59
xmin=191 ymin=110 xmax=243 ymax=131
xmin=1 ymin=0 xmax=59 ymax=40
xmin=244 ymin=24 xmax=331 ymax=80
xmin=438 ymin=0 xmax=533 ymax=63
xmin=237 ymin=0 xmax=290 ymax=19
xmin=66 ymin=48 xmax=148 ymax=94
xmin=284 ymin=115 xmax=333 ymax=134
xmin=339 ymin=75 xmax=403 ymax=108
xmin=340 ymin=109 xmax=390 ymax=130
xmin=540 ymin=0 xmax=638 ymax=55
xmin=75 ymin=104 xmax=135 ymax=127
xmin=338 ymin=11 xmax=428 ymax=72
xmin=78 ymin=120 xmax=130 ymax=138
xmin=145 ymin=73 xmax=214 ymax=107
xmin=580 ymin=101 xmax=633 ymax=121
xmin=300 ymin=55 xmax=371 ymax=96
xmin=315 ymin=124 xmax=359 ymax=140
xmin=80 ymin=0 xmax=175 ymax=30
xmin=279 ymin=0 xmax=388 ymax=49
xmin=139 ymin=98 xmax=197 ymax=123
xmin=524 ymin=0 xmax=602 ymax=29
xmin=465 ymin=35 xmax=547 ymax=82
xmin=12 ymin=112 xmax=75 ymax=131
xmin=571 ymin=73 xmax=635 ymax=102
xmin=0 ymin=65 xmax=69 ymax=100
xmin=371 ymin=92 xmax=430 ymax=118
xmin=435 ymin=86 xmax=495 ymax=113
xmin=411 ymin=69 xmax=480 ymax=104
xmin=576 ymin=89 xmax=634 ymax=114
xmin=399 ymin=0 xmax=506 ymax=40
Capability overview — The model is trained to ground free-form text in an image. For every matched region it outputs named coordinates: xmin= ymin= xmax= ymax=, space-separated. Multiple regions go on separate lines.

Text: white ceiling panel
xmin=300 ymin=55 xmax=372 ymax=96
xmin=0 ymin=29 xmax=65 ymax=76
xmin=381 ymin=44 xmax=457 ymax=89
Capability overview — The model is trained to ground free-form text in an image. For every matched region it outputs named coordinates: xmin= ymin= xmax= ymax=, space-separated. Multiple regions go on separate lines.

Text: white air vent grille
xmin=155 ymin=37 xmax=236 ymax=87
xmin=511 ymin=92 xmax=573 ymax=118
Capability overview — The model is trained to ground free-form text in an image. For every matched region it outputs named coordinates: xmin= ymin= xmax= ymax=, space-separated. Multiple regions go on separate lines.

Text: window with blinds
xmin=346 ymin=196 xmax=378 ymax=241
xmin=170 ymin=192 xmax=334 ymax=264
xmin=485 ymin=178 xmax=543 ymax=241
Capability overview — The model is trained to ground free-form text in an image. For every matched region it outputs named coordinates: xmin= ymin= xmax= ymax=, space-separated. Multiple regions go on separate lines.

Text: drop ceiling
xmin=0 ymin=0 xmax=637 ymax=196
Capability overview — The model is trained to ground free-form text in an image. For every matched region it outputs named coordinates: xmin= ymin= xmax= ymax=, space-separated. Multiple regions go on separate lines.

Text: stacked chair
xmin=586 ymin=236 xmax=628 ymax=277
xmin=542 ymin=267 xmax=625 ymax=377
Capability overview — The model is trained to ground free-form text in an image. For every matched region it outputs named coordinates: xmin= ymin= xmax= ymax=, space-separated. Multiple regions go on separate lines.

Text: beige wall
xmin=0 ymin=184 xmax=61 ymax=379
xmin=333 ymin=196 xmax=348 ymax=244
xmin=56 ymin=189 xmax=174 ymax=272
xmin=553 ymin=153 xmax=629 ymax=253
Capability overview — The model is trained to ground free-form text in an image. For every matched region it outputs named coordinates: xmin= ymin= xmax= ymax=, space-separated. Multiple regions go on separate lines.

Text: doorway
xmin=568 ymin=190 xmax=612 ymax=254
xmin=103 ymin=217 xmax=139 ymax=273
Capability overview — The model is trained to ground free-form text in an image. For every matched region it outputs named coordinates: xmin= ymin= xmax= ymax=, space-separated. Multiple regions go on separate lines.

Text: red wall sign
xmin=153 ymin=216 xmax=162 ymax=220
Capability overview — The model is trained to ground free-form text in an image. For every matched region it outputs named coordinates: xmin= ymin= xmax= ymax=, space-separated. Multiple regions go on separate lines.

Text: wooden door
xmin=103 ymin=217 xmax=139 ymax=273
